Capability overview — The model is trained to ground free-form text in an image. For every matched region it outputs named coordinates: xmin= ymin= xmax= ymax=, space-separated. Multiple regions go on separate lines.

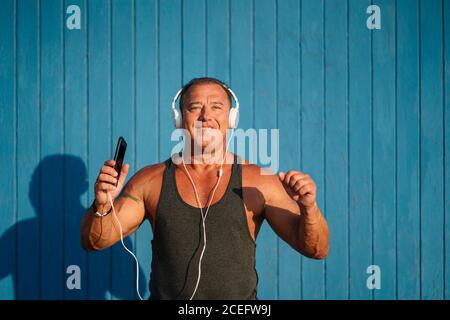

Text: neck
xmin=181 ymin=148 xmax=232 ymax=173
xmin=182 ymin=139 xmax=228 ymax=166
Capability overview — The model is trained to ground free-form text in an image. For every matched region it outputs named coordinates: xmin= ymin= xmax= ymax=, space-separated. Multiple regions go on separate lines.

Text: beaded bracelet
xmin=92 ymin=200 xmax=112 ymax=217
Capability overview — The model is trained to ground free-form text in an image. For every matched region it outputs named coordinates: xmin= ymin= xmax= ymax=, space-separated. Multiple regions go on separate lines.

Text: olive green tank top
xmin=149 ymin=154 xmax=258 ymax=299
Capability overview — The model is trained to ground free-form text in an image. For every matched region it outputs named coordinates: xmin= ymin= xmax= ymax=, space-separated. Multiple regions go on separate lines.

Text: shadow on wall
xmin=0 ymin=154 xmax=146 ymax=300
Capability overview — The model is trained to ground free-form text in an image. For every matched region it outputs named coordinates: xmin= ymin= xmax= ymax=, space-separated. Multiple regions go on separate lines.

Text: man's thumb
xmin=278 ymin=171 xmax=286 ymax=182
xmin=119 ymin=163 xmax=129 ymax=184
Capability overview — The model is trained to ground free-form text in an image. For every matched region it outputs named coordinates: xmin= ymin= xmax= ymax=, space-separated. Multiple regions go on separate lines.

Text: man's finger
xmin=283 ymin=170 xmax=298 ymax=186
xmin=104 ymin=159 xmax=116 ymax=167
xmin=100 ymin=165 xmax=118 ymax=177
xmin=293 ymin=179 xmax=310 ymax=192
xmin=298 ymin=184 xmax=314 ymax=197
xmin=288 ymin=175 xmax=310 ymax=190
xmin=97 ymin=182 xmax=116 ymax=191
xmin=98 ymin=173 xmax=117 ymax=185
xmin=285 ymin=171 xmax=309 ymax=187
xmin=118 ymin=163 xmax=130 ymax=186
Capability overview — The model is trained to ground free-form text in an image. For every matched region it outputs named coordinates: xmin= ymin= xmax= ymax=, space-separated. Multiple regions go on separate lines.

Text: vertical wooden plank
xmin=207 ymin=0 xmax=229 ymax=82
xmin=16 ymin=0 xmax=40 ymax=299
xmin=420 ymin=0 xmax=444 ymax=300
xmin=87 ymin=0 xmax=112 ymax=300
xmin=230 ymin=0 xmax=253 ymax=131
xmin=301 ymin=0 xmax=325 ymax=299
xmin=111 ymin=0 xmax=136 ymax=300
xmin=183 ymin=0 xmax=206 ymax=82
xmin=158 ymin=0 xmax=181 ymax=297
xmin=0 ymin=0 xmax=16 ymax=300
xmin=135 ymin=0 xmax=159 ymax=300
xmin=372 ymin=0 xmax=396 ymax=299
xmin=40 ymin=0 xmax=64 ymax=299
xmin=397 ymin=0 xmax=420 ymax=300
xmin=230 ymin=2 xmax=253 ymax=289
xmin=230 ymin=2 xmax=254 ymax=290
xmin=324 ymin=0 xmax=349 ymax=300
xmin=159 ymin=0 xmax=182 ymax=161
xmin=277 ymin=0 xmax=301 ymax=300
xmin=230 ymin=0 xmax=252 ymax=180
xmin=445 ymin=0 xmax=450 ymax=301
xmin=348 ymin=0 xmax=372 ymax=299
xmin=64 ymin=0 xmax=87 ymax=299
xmin=254 ymin=0 xmax=278 ymax=300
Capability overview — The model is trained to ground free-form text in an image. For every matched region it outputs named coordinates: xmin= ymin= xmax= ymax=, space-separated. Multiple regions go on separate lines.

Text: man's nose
xmin=199 ymin=107 xmax=212 ymax=121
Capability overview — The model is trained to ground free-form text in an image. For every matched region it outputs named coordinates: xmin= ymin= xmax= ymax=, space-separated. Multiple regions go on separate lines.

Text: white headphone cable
xmin=107 ymin=191 xmax=144 ymax=301
xmin=182 ymin=128 xmax=235 ymax=300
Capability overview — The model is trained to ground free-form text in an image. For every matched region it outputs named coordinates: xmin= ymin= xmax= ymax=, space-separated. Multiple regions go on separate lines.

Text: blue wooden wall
xmin=0 ymin=0 xmax=448 ymax=300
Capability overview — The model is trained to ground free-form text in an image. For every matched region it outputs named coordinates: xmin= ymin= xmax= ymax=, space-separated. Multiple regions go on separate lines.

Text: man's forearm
xmin=297 ymin=203 xmax=329 ymax=259
xmin=80 ymin=202 xmax=115 ymax=251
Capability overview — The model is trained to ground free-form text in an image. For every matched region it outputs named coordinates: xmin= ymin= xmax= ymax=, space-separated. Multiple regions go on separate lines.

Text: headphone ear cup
xmin=228 ymin=108 xmax=239 ymax=128
xmin=173 ymin=108 xmax=182 ymax=128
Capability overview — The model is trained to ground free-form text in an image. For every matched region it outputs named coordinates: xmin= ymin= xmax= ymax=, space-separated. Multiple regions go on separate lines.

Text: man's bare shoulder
xmin=239 ymin=159 xmax=283 ymax=211
xmin=240 ymin=158 xmax=279 ymax=187
xmin=123 ymin=161 xmax=167 ymax=193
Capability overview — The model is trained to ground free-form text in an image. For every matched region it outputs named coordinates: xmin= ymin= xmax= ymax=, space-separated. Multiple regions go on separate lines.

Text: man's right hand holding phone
xmin=94 ymin=160 xmax=130 ymax=213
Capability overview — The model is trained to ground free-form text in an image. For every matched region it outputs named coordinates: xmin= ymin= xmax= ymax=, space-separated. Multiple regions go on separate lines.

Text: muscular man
xmin=80 ymin=77 xmax=329 ymax=300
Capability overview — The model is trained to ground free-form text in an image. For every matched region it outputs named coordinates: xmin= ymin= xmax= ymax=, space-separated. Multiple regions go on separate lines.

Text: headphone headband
xmin=171 ymin=85 xmax=239 ymax=111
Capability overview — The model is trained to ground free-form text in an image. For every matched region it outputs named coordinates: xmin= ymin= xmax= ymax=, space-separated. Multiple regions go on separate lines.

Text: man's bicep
xmin=113 ymin=185 xmax=146 ymax=237
xmin=263 ymin=176 xmax=301 ymax=251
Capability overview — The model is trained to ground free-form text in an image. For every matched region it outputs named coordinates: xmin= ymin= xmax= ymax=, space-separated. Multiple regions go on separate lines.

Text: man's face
xmin=181 ymin=82 xmax=231 ymax=150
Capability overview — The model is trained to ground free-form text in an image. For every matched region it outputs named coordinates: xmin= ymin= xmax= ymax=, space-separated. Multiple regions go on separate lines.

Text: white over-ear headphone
xmin=171 ymin=83 xmax=240 ymax=129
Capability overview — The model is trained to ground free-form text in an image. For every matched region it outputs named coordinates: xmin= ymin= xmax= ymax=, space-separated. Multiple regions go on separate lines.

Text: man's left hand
xmin=278 ymin=170 xmax=317 ymax=210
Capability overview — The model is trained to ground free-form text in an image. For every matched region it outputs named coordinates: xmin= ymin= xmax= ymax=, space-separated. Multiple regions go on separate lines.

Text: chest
xmin=146 ymin=164 xmax=266 ymax=240
xmin=175 ymin=165 xmax=265 ymax=239
xmin=174 ymin=167 xmax=230 ymax=208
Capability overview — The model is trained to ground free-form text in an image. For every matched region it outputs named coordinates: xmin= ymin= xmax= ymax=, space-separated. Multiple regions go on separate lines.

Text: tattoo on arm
xmin=119 ymin=191 xmax=142 ymax=204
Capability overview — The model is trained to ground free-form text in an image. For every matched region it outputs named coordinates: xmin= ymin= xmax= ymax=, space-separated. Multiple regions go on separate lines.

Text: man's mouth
xmin=192 ymin=126 xmax=222 ymax=144
xmin=197 ymin=126 xmax=219 ymax=134
xmin=200 ymin=127 xmax=217 ymax=137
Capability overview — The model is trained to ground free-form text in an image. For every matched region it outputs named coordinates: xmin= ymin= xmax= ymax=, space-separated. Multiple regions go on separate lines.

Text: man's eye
xmin=212 ymin=105 xmax=222 ymax=109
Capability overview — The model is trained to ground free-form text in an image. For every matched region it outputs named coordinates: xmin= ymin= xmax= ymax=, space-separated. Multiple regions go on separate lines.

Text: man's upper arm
xmin=258 ymin=169 xmax=302 ymax=252
xmin=110 ymin=168 xmax=149 ymax=238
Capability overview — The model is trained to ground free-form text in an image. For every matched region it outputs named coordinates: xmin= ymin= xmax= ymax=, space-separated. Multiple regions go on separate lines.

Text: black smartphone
xmin=113 ymin=136 xmax=127 ymax=186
